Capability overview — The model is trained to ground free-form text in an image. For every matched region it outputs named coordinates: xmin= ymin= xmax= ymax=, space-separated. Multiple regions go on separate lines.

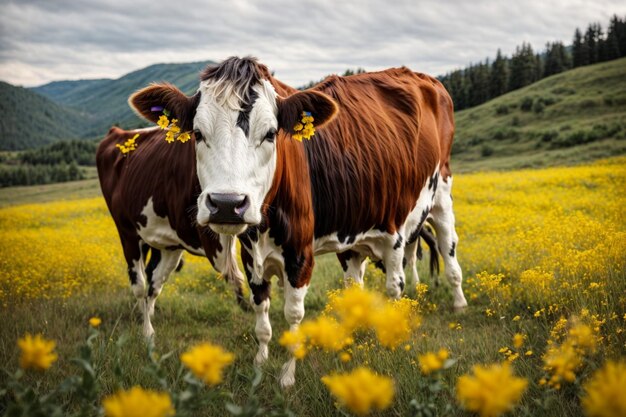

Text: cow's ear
xmin=277 ymin=90 xmax=338 ymax=135
xmin=129 ymin=83 xmax=200 ymax=131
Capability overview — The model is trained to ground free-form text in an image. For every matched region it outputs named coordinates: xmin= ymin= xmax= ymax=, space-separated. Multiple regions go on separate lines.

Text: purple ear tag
xmin=151 ymin=106 xmax=164 ymax=112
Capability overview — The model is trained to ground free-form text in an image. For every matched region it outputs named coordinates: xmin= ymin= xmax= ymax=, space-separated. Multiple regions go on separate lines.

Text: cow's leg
xmin=383 ymin=233 xmax=406 ymax=299
xmin=280 ymin=249 xmax=314 ymax=389
xmin=143 ymin=248 xmax=183 ymax=339
xmin=404 ymin=238 xmax=420 ymax=288
xmin=120 ymin=231 xmax=150 ymax=320
xmin=430 ymin=176 xmax=468 ymax=310
xmin=337 ymin=250 xmax=367 ymax=287
xmin=241 ymin=245 xmax=272 ymax=366
xmin=280 ymin=280 xmax=309 ymax=388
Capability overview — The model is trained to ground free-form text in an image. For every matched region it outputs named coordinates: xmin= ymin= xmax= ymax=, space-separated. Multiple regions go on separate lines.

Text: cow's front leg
xmin=241 ymin=244 xmax=272 ymax=366
xmin=384 ymin=232 xmax=406 ymax=299
xmin=280 ymin=248 xmax=313 ymax=389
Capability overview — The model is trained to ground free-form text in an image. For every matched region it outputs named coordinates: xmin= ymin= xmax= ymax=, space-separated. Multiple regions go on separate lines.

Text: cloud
xmin=1 ymin=0 xmax=625 ymax=87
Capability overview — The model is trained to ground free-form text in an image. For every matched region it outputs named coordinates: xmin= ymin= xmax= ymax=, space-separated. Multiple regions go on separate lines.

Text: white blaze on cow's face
xmin=194 ymin=78 xmax=279 ymax=235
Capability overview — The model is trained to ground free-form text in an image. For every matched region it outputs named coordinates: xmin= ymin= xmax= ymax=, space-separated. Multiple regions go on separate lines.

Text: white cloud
xmin=0 ymin=0 xmax=624 ymax=87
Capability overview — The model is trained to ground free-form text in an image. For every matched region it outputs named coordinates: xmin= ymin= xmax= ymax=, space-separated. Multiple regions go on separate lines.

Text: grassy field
xmin=453 ymin=58 xmax=626 ymax=172
xmin=1 ymin=156 xmax=624 ymax=416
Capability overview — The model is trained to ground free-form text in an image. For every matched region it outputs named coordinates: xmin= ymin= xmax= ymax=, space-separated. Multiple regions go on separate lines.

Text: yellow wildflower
xmin=89 ymin=317 xmax=102 ymax=327
xmin=512 ymin=315 xmax=521 ymax=322
xmin=293 ymin=122 xmax=304 ymax=132
xmin=18 ymin=334 xmax=58 ymax=371
xmin=300 ymin=316 xmax=352 ymax=352
xmin=326 ymin=286 xmax=383 ymax=331
xmin=525 ymin=350 xmax=533 ymax=356
xmin=165 ymin=130 xmax=176 ymax=143
xmin=543 ymin=342 xmax=581 ymax=387
xmin=581 ymin=360 xmax=626 ymax=417
xmin=513 ymin=333 xmax=525 ymax=349
xmin=180 ymin=342 xmax=234 ymax=386
xmin=292 ymin=111 xmax=315 ymax=141
xmin=157 ymin=115 xmax=169 ymax=129
xmin=371 ymin=299 xmax=420 ymax=349
xmin=456 ymin=362 xmax=528 ymax=417
xmin=177 ymin=132 xmax=191 ymax=143
xmin=322 ymin=367 xmax=394 ymax=416
xmin=103 ymin=386 xmax=174 ymax=417
xmin=340 ymin=352 xmax=351 ymax=362
xmin=418 ymin=349 xmax=449 ymax=375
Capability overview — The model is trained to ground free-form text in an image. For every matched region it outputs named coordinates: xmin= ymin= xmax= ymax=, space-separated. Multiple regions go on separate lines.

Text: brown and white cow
xmin=97 ymin=126 xmax=245 ymax=338
xmin=128 ymin=57 xmax=467 ymax=386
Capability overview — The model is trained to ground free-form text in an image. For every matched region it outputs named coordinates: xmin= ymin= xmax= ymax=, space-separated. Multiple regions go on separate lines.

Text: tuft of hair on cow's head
xmin=128 ymin=83 xmax=200 ymax=132
xmin=277 ymin=90 xmax=338 ymax=136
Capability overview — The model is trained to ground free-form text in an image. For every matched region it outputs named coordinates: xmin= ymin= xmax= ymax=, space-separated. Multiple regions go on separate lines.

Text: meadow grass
xmin=1 ymin=157 xmax=625 ymax=416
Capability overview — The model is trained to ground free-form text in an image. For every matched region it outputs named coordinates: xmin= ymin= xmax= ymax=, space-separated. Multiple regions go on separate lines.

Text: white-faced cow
xmin=97 ymin=126 xmax=246 ymax=339
xmin=128 ymin=57 xmax=468 ymax=387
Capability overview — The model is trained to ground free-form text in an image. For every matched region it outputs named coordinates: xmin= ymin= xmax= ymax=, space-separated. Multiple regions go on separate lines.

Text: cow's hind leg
xmin=430 ymin=176 xmax=467 ymax=310
xmin=143 ymin=247 xmax=183 ymax=338
xmin=404 ymin=238 xmax=421 ymax=288
xmin=337 ymin=250 xmax=367 ymax=287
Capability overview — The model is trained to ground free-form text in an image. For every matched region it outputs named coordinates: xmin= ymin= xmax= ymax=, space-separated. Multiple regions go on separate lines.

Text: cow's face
xmin=129 ymin=58 xmax=337 ymax=235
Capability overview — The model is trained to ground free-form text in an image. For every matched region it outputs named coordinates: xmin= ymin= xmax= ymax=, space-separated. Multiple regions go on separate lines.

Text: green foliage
xmin=20 ymin=140 xmax=97 ymax=166
xmin=481 ymin=145 xmax=494 ymax=157
xmin=453 ymin=58 xmax=626 ymax=171
xmin=0 ymin=163 xmax=84 ymax=187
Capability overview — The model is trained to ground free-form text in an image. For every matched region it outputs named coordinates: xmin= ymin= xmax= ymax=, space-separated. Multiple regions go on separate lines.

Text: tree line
xmin=0 ymin=140 xmax=95 ymax=187
xmin=439 ymin=14 xmax=626 ymax=111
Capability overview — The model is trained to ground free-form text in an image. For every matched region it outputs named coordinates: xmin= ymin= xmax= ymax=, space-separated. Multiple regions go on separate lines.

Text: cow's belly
xmin=313 ymin=229 xmax=388 ymax=261
xmin=136 ymin=198 xmax=205 ymax=256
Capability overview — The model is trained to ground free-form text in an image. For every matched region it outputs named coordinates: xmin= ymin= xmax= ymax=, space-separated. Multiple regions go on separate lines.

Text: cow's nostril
xmin=206 ymin=194 xmax=218 ymax=214
xmin=234 ymin=195 xmax=250 ymax=216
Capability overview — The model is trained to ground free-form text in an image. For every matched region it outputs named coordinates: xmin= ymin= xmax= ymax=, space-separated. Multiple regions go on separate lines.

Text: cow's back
xmin=297 ymin=68 xmax=451 ymax=238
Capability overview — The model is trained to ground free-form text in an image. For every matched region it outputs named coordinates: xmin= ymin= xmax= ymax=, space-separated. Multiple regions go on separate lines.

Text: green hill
xmin=452 ymin=57 xmax=626 ymax=172
xmin=32 ymin=61 xmax=213 ymax=137
xmin=0 ymin=81 xmax=93 ymax=150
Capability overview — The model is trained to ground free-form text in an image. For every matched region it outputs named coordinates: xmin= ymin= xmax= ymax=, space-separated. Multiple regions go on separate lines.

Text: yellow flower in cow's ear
xmin=456 ymin=362 xmax=527 ymax=417
xmin=89 ymin=317 xmax=102 ymax=327
xmin=116 ymin=134 xmax=139 ymax=155
xmin=180 ymin=342 xmax=234 ymax=386
xmin=581 ymin=360 xmax=626 ymax=417
xmin=103 ymin=386 xmax=174 ymax=417
xmin=177 ymin=131 xmax=191 ymax=143
xmin=18 ymin=333 xmax=58 ymax=371
xmin=165 ymin=130 xmax=176 ymax=144
xmin=157 ymin=115 xmax=170 ymax=129
xmin=292 ymin=111 xmax=315 ymax=141
xmin=322 ymin=367 xmax=394 ymax=416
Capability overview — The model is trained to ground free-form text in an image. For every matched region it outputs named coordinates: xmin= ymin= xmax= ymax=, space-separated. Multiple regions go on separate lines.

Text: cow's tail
xmin=175 ymin=257 xmax=184 ymax=272
xmin=221 ymin=235 xmax=250 ymax=311
xmin=420 ymin=224 xmax=440 ymax=278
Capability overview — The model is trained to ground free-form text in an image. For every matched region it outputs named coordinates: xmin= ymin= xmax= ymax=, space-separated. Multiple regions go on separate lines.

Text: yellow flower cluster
xmin=418 ymin=349 xmax=449 ymax=375
xmin=157 ymin=115 xmax=191 ymax=144
xmin=116 ymin=133 xmax=139 ymax=155
xmin=542 ymin=318 xmax=599 ymax=389
xmin=292 ymin=111 xmax=315 ymax=141
xmin=282 ymin=287 xmax=421 ymax=359
xmin=103 ymin=386 xmax=174 ymax=417
xmin=17 ymin=333 xmax=58 ymax=371
xmin=456 ymin=362 xmax=528 ymax=417
xmin=321 ymin=367 xmax=394 ymax=416
xmin=581 ymin=360 xmax=626 ymax=417
xmin=180 ymin=342 xmax=235 ymax=386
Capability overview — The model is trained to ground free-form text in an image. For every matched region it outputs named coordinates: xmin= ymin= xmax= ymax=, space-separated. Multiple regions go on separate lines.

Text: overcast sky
xmin=1 ymin=0 xmax=624 ymax=88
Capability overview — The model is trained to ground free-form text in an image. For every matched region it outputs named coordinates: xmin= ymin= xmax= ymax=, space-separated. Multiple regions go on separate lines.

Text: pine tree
xmin=573 ymin=28 xmax=586 ymax=67
xmin=490 ymin=49 xmax=509 ymax=97
xmin=605 ymin=15 xmax=622 ymax=60
xmin=509 ymin=43 xmax=537 ymax=90
xmin=544 ymin=42 xmax=570 ymax=76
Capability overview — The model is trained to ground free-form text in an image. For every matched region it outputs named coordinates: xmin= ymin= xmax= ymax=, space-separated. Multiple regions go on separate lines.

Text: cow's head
xmin=130 ymin=57 xmax=337 ymax=235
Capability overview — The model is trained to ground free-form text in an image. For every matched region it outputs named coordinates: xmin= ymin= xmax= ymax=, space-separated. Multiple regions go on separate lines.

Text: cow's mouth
xmin=209 ymin=222 xmax=249 ymax=235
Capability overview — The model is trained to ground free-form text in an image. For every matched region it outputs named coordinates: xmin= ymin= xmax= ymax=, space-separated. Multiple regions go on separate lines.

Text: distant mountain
xmin=31 ymin=60 xmax=214 ymax=138
xmin=0 ymin=81 xmax=93 ymax=150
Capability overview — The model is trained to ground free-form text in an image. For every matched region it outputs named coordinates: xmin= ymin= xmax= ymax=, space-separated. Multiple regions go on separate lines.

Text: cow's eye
xmin=262 ymin=128 xmax=276 ymax=144
xmin=193 ymin=130 xmax=204 ymax=141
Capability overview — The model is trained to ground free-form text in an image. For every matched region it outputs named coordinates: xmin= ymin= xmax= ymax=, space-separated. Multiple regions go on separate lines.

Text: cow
xmin=127 ymin=57 xmax=468 ymax=387
xmin=97 ymin=126 xmax=246 ymax=339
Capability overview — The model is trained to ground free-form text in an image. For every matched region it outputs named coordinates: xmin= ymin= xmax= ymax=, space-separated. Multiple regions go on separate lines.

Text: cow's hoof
xmin=254 ymin=347 xmax=268 ymax=366
xmin=279 ymin=359 xmax=296 ymax=389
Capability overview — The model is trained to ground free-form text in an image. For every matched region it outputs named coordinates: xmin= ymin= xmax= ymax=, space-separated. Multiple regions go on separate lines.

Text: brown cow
xmin=97 ymin=126 xmax=245 ymax=338
xmin=128 ymin=57 xmax=467 ymax=386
